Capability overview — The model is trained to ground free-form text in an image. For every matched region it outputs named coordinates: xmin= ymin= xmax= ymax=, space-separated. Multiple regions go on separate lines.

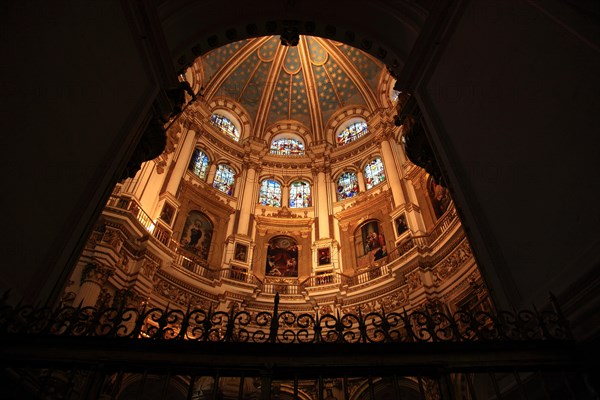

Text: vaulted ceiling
xmin=197 ymin=35 xmax=388 ymax=140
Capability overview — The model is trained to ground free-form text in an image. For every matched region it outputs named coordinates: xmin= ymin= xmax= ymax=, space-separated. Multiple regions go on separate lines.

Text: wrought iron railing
xmin=0 ymin=292 xmax=572 ymax=344
xmin=1 ymin=292 xmax=596 ymax=400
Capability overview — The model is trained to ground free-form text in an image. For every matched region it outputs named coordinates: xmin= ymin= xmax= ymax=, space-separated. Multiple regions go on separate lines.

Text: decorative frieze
xmin=432 ymin=241 xmax=473 ymax=285
xmin=140 ymin=258 xmax=160 ymax=280
xmin=153 ymin=279 xmax=213 ymax=309
xmin=406 ymin=270 xmax=422 ymax=290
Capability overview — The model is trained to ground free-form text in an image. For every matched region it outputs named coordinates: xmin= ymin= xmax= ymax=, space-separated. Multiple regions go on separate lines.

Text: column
xmin=380 ymin=135 xmax=406 ymax=207
xmin=356 ymin=169 xmax=366 ymax=192
xmin=206 ymin=164 xmax=217 ymax=185
xmin=222 ymin=212 xmax=237 ymax=265
xmin=237 ymin=162 xmax=259 ymax=235
xmin=316 ymin=168 xmax=330 ymax=239
xmin=282 ymin=183 xmax=290 ymax=208
xmin=165 ymin=129 xmax=197 ymax=196
xmin=73 ymin=264 xmax=113 ymax=307
xmin=332 ymin=217 xmax=343 ymax=271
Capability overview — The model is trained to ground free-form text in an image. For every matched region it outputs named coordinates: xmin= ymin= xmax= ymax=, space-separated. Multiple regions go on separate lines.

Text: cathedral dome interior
xmin=63 ymin=35 xmax=488 ymax=318
xmin=3 ymin=1 xmax=598 ymax=398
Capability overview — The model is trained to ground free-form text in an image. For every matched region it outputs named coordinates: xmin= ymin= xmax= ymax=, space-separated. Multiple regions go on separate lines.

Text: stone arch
xmin=264 ymin=120 xmax=313 ymax=147
xmin=162 ymin=1 xmax=428 ymax=78
xmin=207 ymin=97 xmax=253 ymax=140
xmin=325 ymin=106 xmax=371 ymax=145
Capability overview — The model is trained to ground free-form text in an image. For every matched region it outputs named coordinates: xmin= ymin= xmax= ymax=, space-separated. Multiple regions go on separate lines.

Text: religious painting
xmin=159 ymin=202 xmax=176 ymax=225
xmin=427 ymin=177 xmax=451 ymax=219
xmin=180 ymin=211 xmax=213 ymax=260
xmin=358 ymin=220 xmax=387 ymax=261
xmin=265 ymin=236 xmax=298 ymax=277
xmin=234 ymin=243 xmax=248 ymax=262
xmin=317 ymin=247 xmax=331 ymax=266
xmin=395 ymin=214 xmax=408 ymax=237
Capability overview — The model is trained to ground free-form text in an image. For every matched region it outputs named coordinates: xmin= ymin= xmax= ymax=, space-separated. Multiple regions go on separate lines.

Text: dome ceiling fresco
xmin=198 ymin=35 xmax=386 ymax=140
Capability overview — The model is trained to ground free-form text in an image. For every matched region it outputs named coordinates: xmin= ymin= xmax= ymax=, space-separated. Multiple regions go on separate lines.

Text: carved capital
xmin=243 ymin=160 xmax=261 ymax=172
xmin=311 ymin=164 xmax=330 ymax=176
xmin=81 ymin=263 xmax=114 ymax=286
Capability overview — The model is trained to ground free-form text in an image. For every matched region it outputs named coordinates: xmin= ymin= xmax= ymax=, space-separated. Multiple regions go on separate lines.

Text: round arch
xmin=208 ymin=97 xmax=253 ymax=140
xmin=160 ymin=1 xmax=428 ymax=78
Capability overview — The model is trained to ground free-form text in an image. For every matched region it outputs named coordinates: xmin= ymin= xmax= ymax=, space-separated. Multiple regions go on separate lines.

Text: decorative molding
xmin=406 ymin=270 xmax=422 ymax=290
xmin=81 ymin=263 xmax=114 ymax=286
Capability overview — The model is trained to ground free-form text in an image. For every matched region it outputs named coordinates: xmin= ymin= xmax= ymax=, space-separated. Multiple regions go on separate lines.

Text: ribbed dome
xmin=192 ymin=35 xmax=387 ymax=142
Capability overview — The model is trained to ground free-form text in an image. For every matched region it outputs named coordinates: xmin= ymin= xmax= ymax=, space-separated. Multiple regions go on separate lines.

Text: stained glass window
xmin=336 ymin=121 xmax=368 ymax=145
xmin=213 ymin=164 xmax=235 ymax=195
xmin=259 ymin=179 xmax=282 ymax=207
xmin=289 ymin=181 xmax=311 ymax=208
xmin=270 ymin=138 xmax=305 ymax=155
xmin=364 ymin=158 xmax=386 ymax=189
xmin=210 ymin=113 xmax=240 ymax=141
xmin=188 ymin=148 xmax=210 ymax=180
xmin=336 ymin=172 xmax=359 ymax=201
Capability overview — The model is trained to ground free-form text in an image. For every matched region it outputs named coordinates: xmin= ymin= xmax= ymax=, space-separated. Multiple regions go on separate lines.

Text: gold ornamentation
xmin=434 ymin=241 xmax=473 ymax=283
xmin=140 ymin=258 xmax=160 ymax=279
xmin=406 ymin=270 xmax=422 ymax=290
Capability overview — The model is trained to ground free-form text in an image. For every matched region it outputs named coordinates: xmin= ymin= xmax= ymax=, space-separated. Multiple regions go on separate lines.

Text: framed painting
xmin=234 ymin=243 xmax=248 ymax=262
xmin=317 ymin=248 xmax=331 ymax=266
xmin=265 ymin=236 xmax=299 ymax=277
xmin=395 ymin=214 xmax=408 ymax=236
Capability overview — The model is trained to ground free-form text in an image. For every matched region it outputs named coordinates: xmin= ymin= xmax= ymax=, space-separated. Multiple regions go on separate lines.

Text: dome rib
xmin=298 ymin=36 xmax=324 ymax=141
xmin=204 ymin=37 xmax=270 ymax=99
xmin=316 ymin=38 xmax=379 ymax=112
xmin=198 ymin=35 xmax=388 ymax=144
xmin=253 ymin=44 xmax=289 ymax=139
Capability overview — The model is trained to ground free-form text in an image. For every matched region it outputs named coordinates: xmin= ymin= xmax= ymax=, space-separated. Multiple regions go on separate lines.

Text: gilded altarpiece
xmin=253 ymin=211 xmax=313 ymax=280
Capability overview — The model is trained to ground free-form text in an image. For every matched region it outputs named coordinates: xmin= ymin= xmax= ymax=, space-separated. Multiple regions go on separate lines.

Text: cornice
xmin=181 ymin=173 xmax=236 ymax=214
xmin=335 ymin=188 xmax=392 ymax=222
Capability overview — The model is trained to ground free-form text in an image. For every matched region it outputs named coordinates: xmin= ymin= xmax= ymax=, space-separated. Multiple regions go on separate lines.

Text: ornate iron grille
xmin=0 ymin=292 xmax=572 ymax=343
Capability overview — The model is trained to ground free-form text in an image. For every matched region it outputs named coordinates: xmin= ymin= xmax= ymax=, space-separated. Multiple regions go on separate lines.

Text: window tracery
xmin=289 ymin=181 xmax=311 ymax=208
xmin=188 ymin=148 xmax=210 ymax=180
xmin=213 ymin=164 xmax=235 ymax=195
xmin=210 ymin=113 xmax=240 ymax=141
xmin=336 ymin=121 xmax=368 ymax=145
xmin=336 ymin=171 xmax=359 ymax=201
xmin=364 ymin=158 xmax=386 ymax=189
xmin=259 ymin=179 xmax=282 ymax=207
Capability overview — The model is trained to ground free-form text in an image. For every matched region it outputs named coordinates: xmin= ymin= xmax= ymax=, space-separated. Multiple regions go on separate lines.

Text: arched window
xmin=364 ymin=158 xmax=385 ymax=189
xmin=289 ymin=181 xmax=311 ymax=208
xmin=181 ymin=211 xmax=213 ymax=261
xmin=212 ymin=164 xmax=235 ymax=195
xmin=188 ymin=148 xmax=210 ymax=180
xmin=336 ymin=171 xmax=359 ymax=201
xmin=259 ymin=179 xmax=282 ymax=207
xmin=336 ymin=121 xmax=368 ymax=145
xmin=210 ymin=113 xmax=240 ymax=141
xmin=270 ymin=137 xmax=305 ymax=155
